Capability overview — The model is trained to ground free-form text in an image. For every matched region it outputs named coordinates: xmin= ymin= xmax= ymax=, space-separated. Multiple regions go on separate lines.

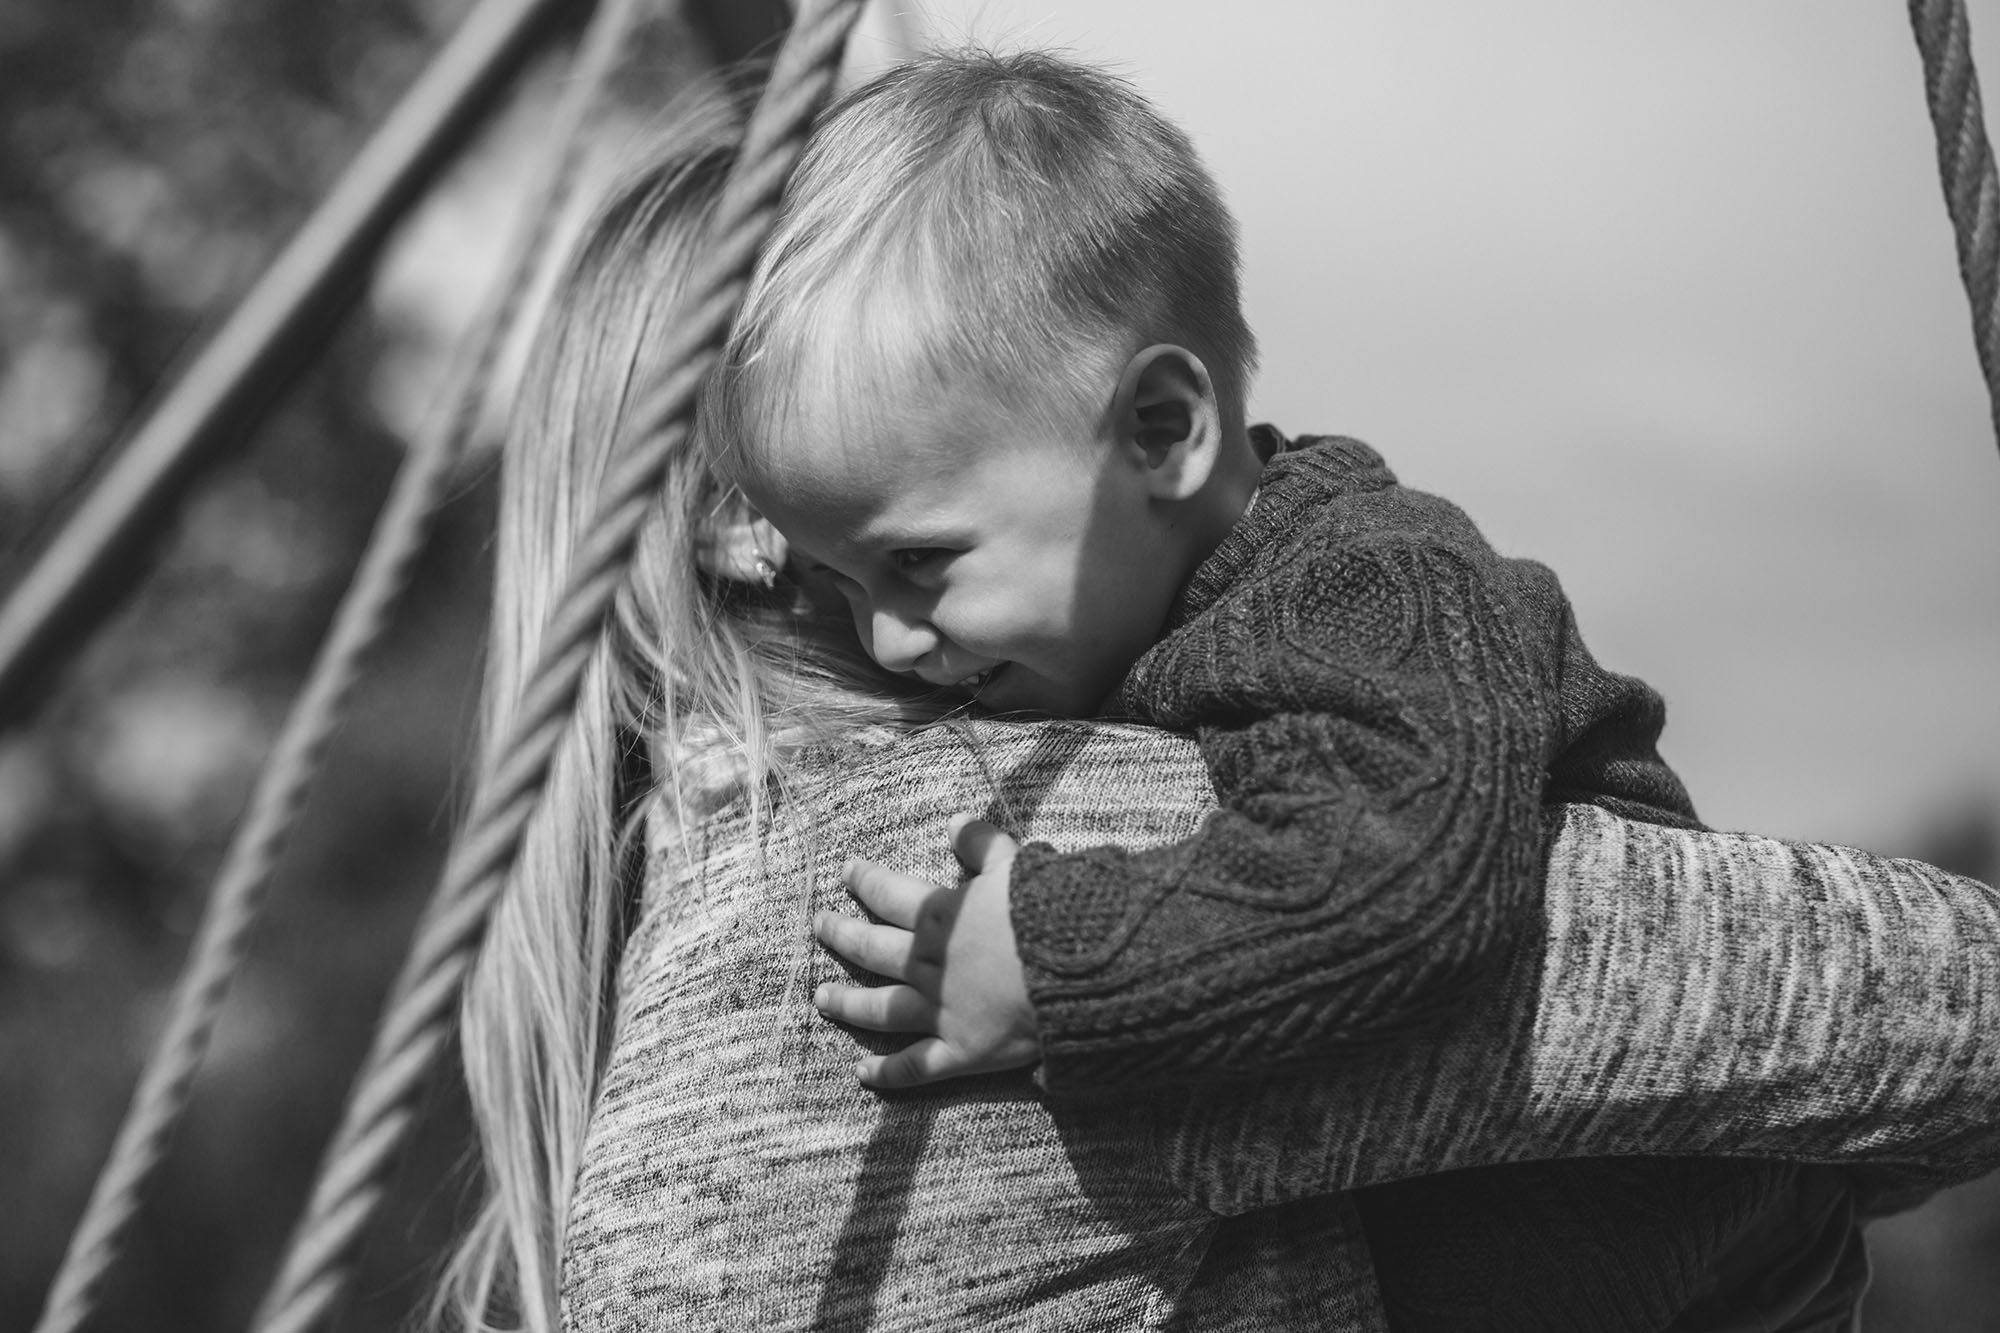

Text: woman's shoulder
xmin=794 ymin=719 xmax=1216 ymax=854
xmin=628 ymin=717 xmax=1218 ymax=965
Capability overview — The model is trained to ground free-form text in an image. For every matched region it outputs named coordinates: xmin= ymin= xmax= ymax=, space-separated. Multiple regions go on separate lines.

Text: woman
xmin=443 ymin=84 xmax=2000 ymax=1332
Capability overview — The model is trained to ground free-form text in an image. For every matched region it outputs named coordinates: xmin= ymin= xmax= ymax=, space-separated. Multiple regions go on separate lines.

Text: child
xmin=703 ymin=48 xmax=1871 ymax=1331
xmin=709 ymin=47 xmax=1688 ymax=1087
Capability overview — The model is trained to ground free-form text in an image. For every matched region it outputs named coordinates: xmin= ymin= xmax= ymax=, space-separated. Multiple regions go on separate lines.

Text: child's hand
xmin=812 ymin=814 xmax=1041 ymax=1089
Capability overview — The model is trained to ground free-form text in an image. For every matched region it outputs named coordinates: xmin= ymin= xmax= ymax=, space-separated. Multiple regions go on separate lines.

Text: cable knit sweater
xmin=1010 ymin=430 xmax=1696 ymax=1088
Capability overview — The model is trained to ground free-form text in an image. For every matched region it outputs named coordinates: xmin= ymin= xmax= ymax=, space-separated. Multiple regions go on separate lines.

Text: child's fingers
xmin=840 ymin=857 xmax=939 ymax=928
xmin=813 ymin=910 xmax=921 ymax=982
xmin=812 ymin=981 xmax=937 ymax=1034
xmin=856 ymin=1038 xmax=964 ymax=1090
xmin=948 ymin=815 xmax=1020 ymax=876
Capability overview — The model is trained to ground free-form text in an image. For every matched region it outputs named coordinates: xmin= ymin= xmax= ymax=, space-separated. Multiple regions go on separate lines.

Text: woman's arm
xmin=1152 ymin=802 xmax=2000 ymax=1213
xmin=810 ymin=720 xmax=2000 ymax=1208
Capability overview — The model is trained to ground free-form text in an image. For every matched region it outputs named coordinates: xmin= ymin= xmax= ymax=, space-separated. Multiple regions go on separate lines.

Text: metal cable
xmin=1909 ymin=0 xmax=2000 ymax=453
xmin=243 ymin=3 xmax=865 ymax=1330
xmin=29 ymin=2 xmax=638 ymax=1329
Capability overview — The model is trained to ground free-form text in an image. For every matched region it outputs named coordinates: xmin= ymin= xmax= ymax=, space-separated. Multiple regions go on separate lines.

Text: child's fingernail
xmin=813 ymin=984 xmax=830 ymax=1008
xmin=839 ymin=859 xmax=856 ymax=883
xmin=854 ymin=1061 xmax=870 ymax=1083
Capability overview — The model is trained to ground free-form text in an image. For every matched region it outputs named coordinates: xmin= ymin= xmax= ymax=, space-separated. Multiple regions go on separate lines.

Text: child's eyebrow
xmin=850 ymin=514 xmax=963 ymax=550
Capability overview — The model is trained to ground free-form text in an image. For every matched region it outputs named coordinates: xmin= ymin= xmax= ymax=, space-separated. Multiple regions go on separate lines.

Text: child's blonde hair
xmin=443 ymin=82 xmax=942 ymax=1331
xmin=705 ymin=47 xmax=1257 ymax=478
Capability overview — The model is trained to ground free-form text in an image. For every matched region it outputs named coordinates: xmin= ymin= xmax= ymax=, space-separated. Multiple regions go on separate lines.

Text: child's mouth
xmin=958 ymin=666 xmax=1001 ymax=695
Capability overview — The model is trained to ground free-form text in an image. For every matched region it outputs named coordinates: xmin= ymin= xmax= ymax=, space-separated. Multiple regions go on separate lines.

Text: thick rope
xmin=244 ymin=4 xmax=865 ymax=1330
xmin=1909 ymin=0 xmax=2000 ymax=452
xmin=29 ymin=3 xmax=639 ymax=1330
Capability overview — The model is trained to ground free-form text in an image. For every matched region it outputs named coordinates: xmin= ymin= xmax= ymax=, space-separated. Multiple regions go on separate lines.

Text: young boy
xmin=706 ymin=47 xmax=1869 ymax=1330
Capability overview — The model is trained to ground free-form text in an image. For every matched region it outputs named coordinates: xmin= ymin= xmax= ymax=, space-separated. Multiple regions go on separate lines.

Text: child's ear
xmin=1111 ymin=344 xmax=1221 ymax=501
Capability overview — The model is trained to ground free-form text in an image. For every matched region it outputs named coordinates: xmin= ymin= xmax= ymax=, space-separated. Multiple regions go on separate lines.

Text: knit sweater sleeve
xmin=1008 ymin=475 xmax=1560 ymax=1091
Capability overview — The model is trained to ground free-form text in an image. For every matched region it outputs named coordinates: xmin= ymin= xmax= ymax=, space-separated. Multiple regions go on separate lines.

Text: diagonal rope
xmin=1909 ymin=0 xmax=2000 ymax=453
xmin=29 ymin=2 xmax=642 ymax=1330
xmin=244 ymin=3 xmax=866 ymax=1330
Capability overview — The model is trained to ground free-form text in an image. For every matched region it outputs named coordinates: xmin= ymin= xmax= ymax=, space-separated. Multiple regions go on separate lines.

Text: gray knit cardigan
xmin=561 ymin=720 xmax=2000 ymax=1332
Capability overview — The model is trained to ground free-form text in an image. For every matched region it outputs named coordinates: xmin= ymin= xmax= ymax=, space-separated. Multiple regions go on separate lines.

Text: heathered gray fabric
xmin=562 ymin=720 xmax=2000 ymax=1331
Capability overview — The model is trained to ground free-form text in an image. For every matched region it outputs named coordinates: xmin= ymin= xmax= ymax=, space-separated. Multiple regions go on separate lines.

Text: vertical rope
xmin=29 ymin=3 xmax=639 ymax=1330
xmin=244 ymin=4 xmax=866 ymax=1330
xmin=1909 ymin=0 xmax=2000 ymax=453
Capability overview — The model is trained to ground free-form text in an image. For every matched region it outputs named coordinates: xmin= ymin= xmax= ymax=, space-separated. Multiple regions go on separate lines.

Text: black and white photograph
xmin=5 ymin=2 xmax=1999 ymax=1329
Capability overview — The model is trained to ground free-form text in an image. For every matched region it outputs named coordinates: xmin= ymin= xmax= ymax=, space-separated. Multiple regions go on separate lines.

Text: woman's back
xmin=563 ymin=721 xmax=1379 ymax=1331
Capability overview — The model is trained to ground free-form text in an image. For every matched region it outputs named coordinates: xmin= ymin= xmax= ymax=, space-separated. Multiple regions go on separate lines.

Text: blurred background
xmin=2 ymin=0 xmax=1996 ymax=1328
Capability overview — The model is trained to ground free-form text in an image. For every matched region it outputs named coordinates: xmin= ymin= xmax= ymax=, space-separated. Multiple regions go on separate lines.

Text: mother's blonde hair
xmin=442 ymin=83 xmax=939 ymax=1331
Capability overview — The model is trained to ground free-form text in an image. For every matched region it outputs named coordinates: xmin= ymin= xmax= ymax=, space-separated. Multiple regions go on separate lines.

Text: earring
xmin=694 ymin=489 xmax=789 ymax=589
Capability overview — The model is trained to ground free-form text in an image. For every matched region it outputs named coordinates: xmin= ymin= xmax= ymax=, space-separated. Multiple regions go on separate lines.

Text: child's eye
xmin=889 ymin=548 xmax=951 ymax=573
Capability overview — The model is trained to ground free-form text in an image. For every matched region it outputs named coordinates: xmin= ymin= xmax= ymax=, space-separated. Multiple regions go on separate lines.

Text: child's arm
xmin=1005 ymin=476 xmax=1581 ymax=1089
xmin=821 ymin=442 xmax=1688 ymax=1092
xmin=816 ymin=540 xmax=1554 ymax=1088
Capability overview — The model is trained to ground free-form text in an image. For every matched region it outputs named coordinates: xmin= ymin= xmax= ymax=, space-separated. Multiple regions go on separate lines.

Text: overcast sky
xmin=858 ymin=0 xmax=2000 ymax=849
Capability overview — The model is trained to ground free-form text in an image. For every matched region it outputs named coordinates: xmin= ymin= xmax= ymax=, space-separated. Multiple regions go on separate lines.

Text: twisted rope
xmin=29 ymin=3 xmax=640 ymax=1330
xmin=1909 ymin=0 xmax=2000 ymax=453
xmin=245 ymin=3 xmax=865 ymax=1330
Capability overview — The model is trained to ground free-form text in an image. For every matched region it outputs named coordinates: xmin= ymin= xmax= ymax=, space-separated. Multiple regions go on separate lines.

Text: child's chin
xmin=981 ymin=669 xmax=1096 ymax=718
xmin=966 ymin=665 xmax=1007 ymax=701
xmin=972 ymin=666 xmax=1034 ymax=712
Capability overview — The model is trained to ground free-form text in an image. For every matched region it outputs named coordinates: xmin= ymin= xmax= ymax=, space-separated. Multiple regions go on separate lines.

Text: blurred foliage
xmin=0 ymin=0 xmax=495 ymax=1327
xmin=1 ymin=0 xmax=1997 ymax=1330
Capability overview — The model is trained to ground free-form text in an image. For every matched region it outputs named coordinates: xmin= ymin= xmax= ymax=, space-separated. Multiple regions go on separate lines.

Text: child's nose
xmin=865 ymin=605 xmax=938 ymax=674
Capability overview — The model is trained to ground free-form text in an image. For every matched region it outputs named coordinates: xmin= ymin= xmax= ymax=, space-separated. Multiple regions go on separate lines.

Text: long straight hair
xmin=441 ymin=84 xmax=946 ymax=1331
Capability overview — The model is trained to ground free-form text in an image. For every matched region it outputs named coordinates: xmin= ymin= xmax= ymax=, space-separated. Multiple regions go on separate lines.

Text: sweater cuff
xmin=1008 ymin=841 xmax=1088 ymax=1091
xmin=1007 ymin=840 xmax=1146 ymax=1092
